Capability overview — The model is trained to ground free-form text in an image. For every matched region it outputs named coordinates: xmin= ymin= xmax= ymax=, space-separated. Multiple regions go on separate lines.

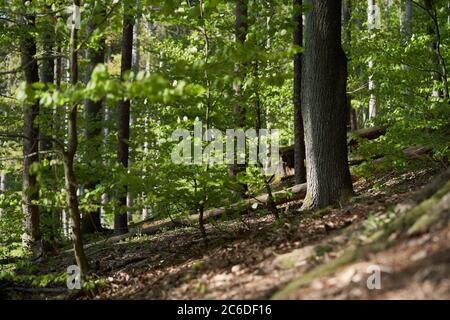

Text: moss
xmin=272 ymin=248 xmax=361 ymax=299
xmin=339 ymin=187 xmax=355 ymax=204
xmin=272 ymin=179 xmax=450 ymax=300
xmin=384 ymin=180 xmax=450 ymax=237
xmin=408 ymin=213 xmax=440 ymax=235
xmin=313 ymin=207 xmax=332 ymax=218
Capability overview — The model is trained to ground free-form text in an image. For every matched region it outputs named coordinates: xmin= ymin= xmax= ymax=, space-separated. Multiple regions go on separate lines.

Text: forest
xmin=0 ymin=0 xmax=449 ymax=301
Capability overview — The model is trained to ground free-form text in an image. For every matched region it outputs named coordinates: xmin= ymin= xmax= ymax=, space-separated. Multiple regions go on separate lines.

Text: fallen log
xmin=348 ymin=125 xmax=388 ymax=145
xmin=402 ymin=145 xmax=433 ymax=159
xmin=349 ymin=145 xmax=432 ymax=166
xmin=280 ymin=125 xmax=388 ymax=174
xmin=6 ymin=286 xmax=68 ymax=294
xmin=77 ymin=183 xmax=308 ymax=248
xmin=134 ymin=183 xmax=307 ymax=233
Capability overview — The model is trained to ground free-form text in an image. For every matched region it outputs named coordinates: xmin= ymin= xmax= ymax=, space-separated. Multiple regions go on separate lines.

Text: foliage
xmin=0 ymin=0 xmax=448 ymax=262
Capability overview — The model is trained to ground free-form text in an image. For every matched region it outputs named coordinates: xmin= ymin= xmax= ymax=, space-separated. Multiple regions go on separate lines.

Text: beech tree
xmin=301 ymin=0 xmax=354 ymax=209
xmin=20 ymin=0 xmax=42 ymax=257
xmin=39 ymin=3 xmax=56 ymax=244
xmin=115 ymin=2 xmax=134 ymax=235
xmin=63 ymin=0 xmax=89 ymax=273
xmin=83 ymin=0 xmax=106 ymax=234
xmin=230 ymin=0 xmax=249 ymax=197
xmin=0 ymin=0 xmax=449 ymax=299
xmin=293 ymin=0 xmax=306 ymax=184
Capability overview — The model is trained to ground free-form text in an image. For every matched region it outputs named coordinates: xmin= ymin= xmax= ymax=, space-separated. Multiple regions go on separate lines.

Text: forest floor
xmin=2 ymin=163 xmax=450 ymax=300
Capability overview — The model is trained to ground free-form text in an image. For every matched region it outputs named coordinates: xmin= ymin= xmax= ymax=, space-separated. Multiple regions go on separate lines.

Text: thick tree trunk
xmin=20 ymin=3 xmax=42 ymax=257
xmin=64 ymin=0 xmax=89 ymax=274
xmin=293 ymin=0 xmax=306 ymax=184
xmin=82 ymin=3 xmax=106 ymax=234
xmin=115 ymin=9 xmax=134 ymax=235
xmin=301 ymin=0 xmax=354 ymax=210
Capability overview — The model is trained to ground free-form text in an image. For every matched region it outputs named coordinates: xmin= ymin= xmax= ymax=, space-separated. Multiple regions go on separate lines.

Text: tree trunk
xmin=293 ymin=0 xmax=306 ymax=184
xmin=343 ymin=0 xmax=352 ymax=54
xmin=343 ymin=0 xmax=356 ymax=131
xmin=115 ymin=8 xmax=134 ymax=235
xmin=133 ymin=0 xmax=141 ymax=74
xmin=20 ymin=2 xmax=42 ymax=258
xmin=354 ymin=3 xmax=365 ymax=127
xmin=82 ymin=2 xmax=106 ymax=234
xmin=64 ymin=0 xmax=89 ymax=274
xmin=0 ymin=171 xmax=5 ymax=218
xmin=405 ymin=0 xmax=412 ymax=37
xmin=424 ymin=0 xmax=449 ymax=101
xmin=229 ymin=0 xmax=249 ymax=197
xmin=367 ymin=0 xmax=378 ymax=121
xmin=301 ymin=0 xmax=354 ymax=210
xmin=385 ymin=0 xmax=390 ymax=28
xmin=52 ymin=44 xmax=63 ymax=239
xmin=39 ymin=8 xmax=56 ymax=244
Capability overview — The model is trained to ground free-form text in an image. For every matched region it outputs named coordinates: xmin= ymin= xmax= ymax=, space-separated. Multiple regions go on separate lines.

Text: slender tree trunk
xmin=52 ymin=44 xmax=63 ymax=239
xmin=40 ymin=7 xmax=56 ymax=244
xmin=230 ymin=0 xmax=249 ymax=197
xmin=367 ymin=0 xmax=378 ymax=122
xmin=82 ymin=2 xmax=106 ymax=234
xmin=293 ymin=0 xmax=306 ymax=184
xmin=385 ymin=0 xmax=390 ymax=28
xmin=343 ymin=0 xmax=357 ymax=131
xmin=448 ymin=2 xmax=450 ymax=28
xmin=301 ymin=0 xmax=354 ymax=210
xmin=355 ymin=4 xmax=364 ymax=128
xmin=405 ymin=0 xmax=412 ymax=36
xmin=133 ymin=0 xmax=141 ymax=74
xmin=115 ymin=7 xmax=134 ymax=235
xmin=0 ymin=171 xmax=5 ymax=218
xmin=424 ymin=0 xmax=449 ymax=100
xmin=20 ymin=1 xmax=42 ymax=257
xmin=343 ymin=0 xmax=352 ymax=53
xmin=64 ymin=0 xmax=89 ymax=274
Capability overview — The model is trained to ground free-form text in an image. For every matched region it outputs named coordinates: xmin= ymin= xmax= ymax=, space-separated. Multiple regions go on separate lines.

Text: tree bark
xmin=367 ymin=0 xmax=378 ymax=121
xmin=405 ymin=0 xmax=412 ymax=37
xmin=39 ymin=7 xmax=56 ymax=244
xmin=115 ymin=7 xmax=134 ymax=235
xmin=229 ymin=0 xmax=249 ymax=197
xmin=293 ymin=0 xmax=306 ymax=184
xmin=343 ymin=0 xmax=352 ymax=54
xmin=0 ymin=171 xmax=5 ymax=218
xmin=424 ymin=0 xmax=449 ymax=101
xmin=82 ymin=1 xmax=106 ymax=234
xmin=20 ymin=1 xmax=42 ymax=257
xmin=301 ymin=0 xmax=354 ymax=210
xmin=64 ymin=0 xmax=89 ymax=274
